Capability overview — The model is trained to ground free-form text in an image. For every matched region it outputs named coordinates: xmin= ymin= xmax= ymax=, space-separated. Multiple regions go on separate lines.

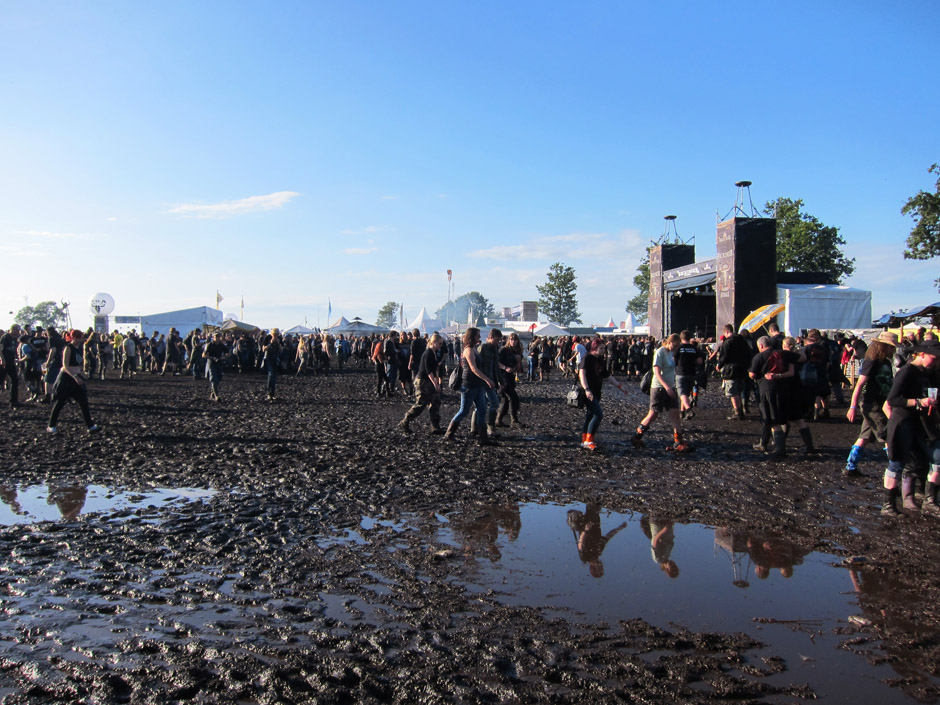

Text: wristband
xmin=850 ymin=405 xmax=857 ymax=409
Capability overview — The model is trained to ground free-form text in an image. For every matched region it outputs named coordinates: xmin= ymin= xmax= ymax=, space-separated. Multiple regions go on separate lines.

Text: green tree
xmin=376 ymin=301 xmax=399 ymax=328
xmin=536 ymin=262 xmax=581 ymax=326
xmin=764 ymin=197 xmax=855 ymax=283
xmin=435 ymin=291 xmax=495 ymax=326
xmin=14 ymin=301 xmax=69 ymax=329
xmin=625 ymin=249 xmax=650 ymax=323
xmin=901 ymin=162 xmax=940 ymax=291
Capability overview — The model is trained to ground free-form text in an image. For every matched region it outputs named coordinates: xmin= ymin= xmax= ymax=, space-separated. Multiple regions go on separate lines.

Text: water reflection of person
xmin=641 ymin=515 xmax=679 ymax=579
xmin=452 ymin=503 xmax=520 ymax=564
xmin=745 ymin=532 xmax=808 ymax=580
xmin=714 ymin=527 xmax=751 ymax=588
xmin=47 ymin=483 xmax=87 ymax=521
xmin=566 ymin=503 xmax=626 ymax=578
xmin=0 ymin=484 xmax=24 ymax=516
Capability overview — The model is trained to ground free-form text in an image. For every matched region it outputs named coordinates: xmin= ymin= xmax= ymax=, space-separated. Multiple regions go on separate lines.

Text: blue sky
xmin=2 ymin=1 xmax=938 ymax=331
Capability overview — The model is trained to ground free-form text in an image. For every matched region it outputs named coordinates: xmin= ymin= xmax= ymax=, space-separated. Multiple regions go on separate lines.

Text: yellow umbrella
xmin=738 ymin=302 xmax=786 ymax=333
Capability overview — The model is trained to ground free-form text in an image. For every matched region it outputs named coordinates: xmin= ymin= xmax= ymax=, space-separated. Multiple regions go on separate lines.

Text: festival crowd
xmin=2 ymin=320 xmax=938 ymax=517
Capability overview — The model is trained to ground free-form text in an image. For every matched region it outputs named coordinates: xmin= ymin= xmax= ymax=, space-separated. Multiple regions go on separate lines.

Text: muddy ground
xmin=2 ymin=366 xmax=940 ymax=704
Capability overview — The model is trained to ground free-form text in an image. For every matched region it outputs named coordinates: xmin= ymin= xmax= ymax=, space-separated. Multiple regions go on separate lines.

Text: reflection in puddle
xmin=0 ymin=484 xmax=216 ymax=525
xmin=432 ymin=501 xmax=932 ymax=704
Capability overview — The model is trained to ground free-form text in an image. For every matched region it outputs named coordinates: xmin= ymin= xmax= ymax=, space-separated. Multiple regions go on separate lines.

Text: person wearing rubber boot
xmin=844 ymin=332 xmax=898 ymax=476
xmin=399 ymin=333 xmax=444 ymax=435
xmin=881 ymin=342 xmax=940 ymax=516
xmin=443 ymin=328 xmax=497 ymax=446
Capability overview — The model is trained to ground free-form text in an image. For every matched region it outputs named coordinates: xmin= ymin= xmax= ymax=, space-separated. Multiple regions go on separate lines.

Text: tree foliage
xmin=901 ymin=162 xmax=940 ymax=291
xmin=14 ymin=301 xmax=69 ymax=329
xmin=376 ymin=301 xmax=399 ymax=328
xmin=764 ymin=197 xmax=855 ymax=284
xmin=435 ymin=291 xmax=494 ymax=326
xmin=536 ymin=262 xmax=582 ymax=326
xmin=626 ymin=249 xmax=650 ymax=323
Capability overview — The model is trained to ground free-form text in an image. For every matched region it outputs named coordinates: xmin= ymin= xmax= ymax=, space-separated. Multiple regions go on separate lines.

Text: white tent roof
xmin=621 ymin=313 xmax=639 ymax=332
xmin=778 ymin=284 xmax=872 ymax=337
xmin=330 ymin=319 xmax=388 ymax=335
xmin=410 ymin=306 xmax=445 ymax=334
xmin=325 ymin=316 xmax=351 ymax=330
xmin=139 ymin=306 xmax=223 ymax=339
xmin=532 ymin=322 xmax=569 ymax=337
xmin=606 ymin=317 xmax=616 ymax=328
xmin=285 ymin=324 xmax=315 ymax=335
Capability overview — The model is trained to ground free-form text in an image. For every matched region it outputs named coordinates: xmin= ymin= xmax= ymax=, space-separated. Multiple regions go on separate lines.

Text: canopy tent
xmin=621 ymin=313 xmax=640 ymax=333
xmin=220 ymin=319 xmax=260 ymax=333
xmin=874 ymin=301 xmax=940 ymax=328
xmin=778 ymin=285 xmax=871 ymax=336
xmin=606 ymin=317 xmax=616 ymax=328
xmin=325 ymin=316 xmax=351 ymax=330
xmin=532 ymin=322 xmax=569 ymax=337
xmin=410 ymin=307 xmax=445 ymax=335
xmin=329 ymin=318 xmax=389 ymax=335
xmin=139 ymin=306 xmax=223 ymax=339
xmin=284 ymin=324 xmax=315 ymax=335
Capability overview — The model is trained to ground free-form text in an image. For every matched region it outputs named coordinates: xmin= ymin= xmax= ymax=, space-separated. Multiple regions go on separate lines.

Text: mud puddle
xmin=430 ymin=500 xmax=937 ymax=703
xmin=0 ymin=483 xmax=216 ymax=524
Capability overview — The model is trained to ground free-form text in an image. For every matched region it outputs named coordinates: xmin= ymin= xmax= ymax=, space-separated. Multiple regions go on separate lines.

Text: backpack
xmin=448 ymin=364 xmax=463 ymax=391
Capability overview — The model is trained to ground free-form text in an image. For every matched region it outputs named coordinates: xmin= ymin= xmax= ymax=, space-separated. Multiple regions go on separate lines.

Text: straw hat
xmin=873 ymin=331 xmax=899 ymax=347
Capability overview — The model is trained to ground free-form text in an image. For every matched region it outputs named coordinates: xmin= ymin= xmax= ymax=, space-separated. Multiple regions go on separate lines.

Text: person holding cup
xmin=881 ymin=342 xmax=940 ymax=516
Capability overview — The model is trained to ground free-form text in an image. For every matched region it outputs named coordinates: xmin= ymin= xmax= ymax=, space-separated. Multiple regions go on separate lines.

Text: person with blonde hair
xmin=399 ymin=333 xmax=445 ymax=434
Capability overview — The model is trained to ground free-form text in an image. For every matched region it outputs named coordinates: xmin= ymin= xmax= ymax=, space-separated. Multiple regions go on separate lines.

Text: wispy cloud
xmin=380 ymin=195 xmax=398 ymax=201
xmin=105 ymin=217 xmax=118 ymax=222
xmin=469 ymin=230 xmax=643 ymax=261
xmin=345 ymin=247 xmax=378 ymax=255
xmin=340 ymin=226 xmax=393 ymax=236
xmin=168 ymin=191 xmax=300 ymax=219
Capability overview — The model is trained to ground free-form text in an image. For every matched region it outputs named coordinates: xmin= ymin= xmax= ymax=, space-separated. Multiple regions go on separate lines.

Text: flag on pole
xmin=447 ymin=269 xmax=452 ymax=282
xmin=216 ymin=291 xmax=223 ymax=309
xmin=399 ymin=303 xmax=404 ymax=327
xmin=240 ymin=296 xmax=244 ymax=321
xmin=328 ymin=298 xmax=332 ymax=323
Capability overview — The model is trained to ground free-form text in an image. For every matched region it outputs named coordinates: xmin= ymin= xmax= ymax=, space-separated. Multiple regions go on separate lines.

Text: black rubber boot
xmin=771 ymin=430 xmax=787 ymax=458
xmin=799 ymin=427 xmax=817 ymax=455
xmin=443 ymin=422 xmax=458 ymax=440
xmin=881 ymin=488 xmax=901 ymax=517
xmin=902 ymin=475 xmax=918 ymax=511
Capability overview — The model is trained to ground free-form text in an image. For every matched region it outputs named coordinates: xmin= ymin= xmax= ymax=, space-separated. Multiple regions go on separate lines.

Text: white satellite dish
xmin=89 ymin=292 xmax=115 ymax=316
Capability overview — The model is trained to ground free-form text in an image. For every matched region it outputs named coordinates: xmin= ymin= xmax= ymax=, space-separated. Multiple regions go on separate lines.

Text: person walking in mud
xmin=496 ymin=332 xmax=526 ymax=429
xmin=203 ymin=331 xmax=226 ymax=402
xmin=880 ymin=342 xmax=940 ymax=516
xmin=399 ymin=332 xmax=445 ymax=434
xmin=47 ymin=329 xmax=99 ymax=434
xmin=632 ymin=334 xmax=691 ymax=452
xmin=444 ymin=327 xmax=497 ymax=446
xmin=578 ymin=337 xmax=612 ymax=451
xmin=261 ymin=328 xmax=283 ymax=401
xmin=1 ymin=324 xmax=22 ymax=408
xmin=843 ymin=332 xmax=898 ymax=476
xmin=749 ymin=335 xmax=815 ymax=457
xmin=566 ymin=503 xmax=627 ymax=578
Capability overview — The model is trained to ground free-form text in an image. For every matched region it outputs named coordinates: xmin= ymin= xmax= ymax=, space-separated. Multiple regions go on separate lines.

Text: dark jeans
xmin=451 ymin=384 xmax=487 ymax=430
xmin=2 ymin=356 xmax=18 ymax=406
xmin=582 ymin=397 xmax=603 ymax=435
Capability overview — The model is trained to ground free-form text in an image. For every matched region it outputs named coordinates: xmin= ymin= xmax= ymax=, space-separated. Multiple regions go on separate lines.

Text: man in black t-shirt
xmin=674 ymin=330 xmax=703 ymax=419
xmin=203 ymin=332 xmax=227 ymax=402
